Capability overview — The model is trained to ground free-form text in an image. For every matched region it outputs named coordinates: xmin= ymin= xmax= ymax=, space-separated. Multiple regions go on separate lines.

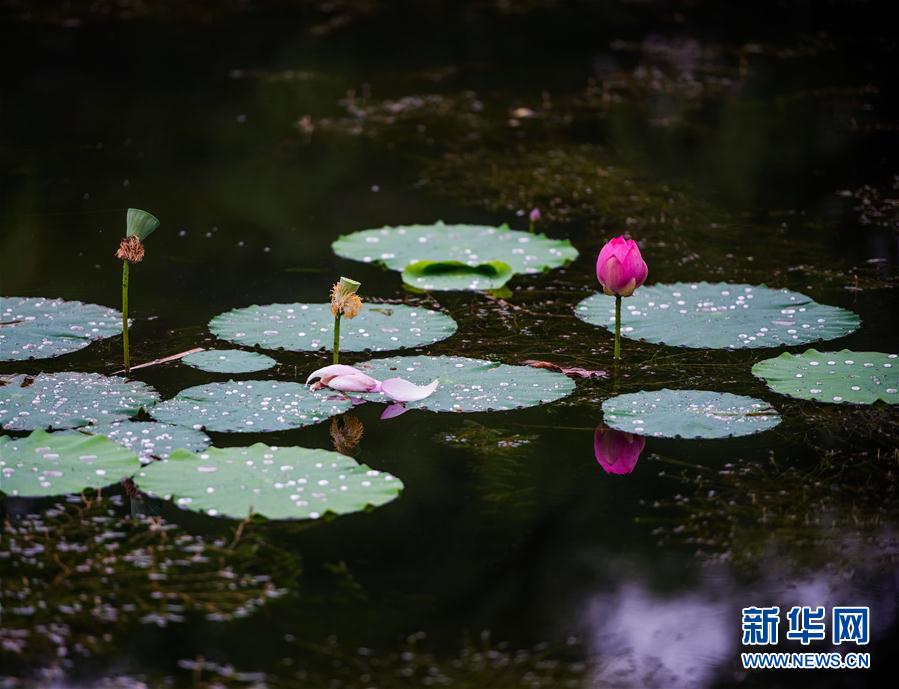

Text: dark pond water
xmin=1 ymin=1 xmax=898 ymax=687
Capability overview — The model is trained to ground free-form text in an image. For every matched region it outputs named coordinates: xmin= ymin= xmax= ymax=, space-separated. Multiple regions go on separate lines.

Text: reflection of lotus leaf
xmin=353 ymin=355 xmax=576 ymax=412
xmin=753 ymin=349 xmax=899 ymax=404
xmin=0 ymin=430 xmax=140 ymax=497
xmin=0 ymin=500 xmax=293 ymax=661
xmin=137 ymin=443 xmax=403 ymax=520
xmin=0 ymin=296 xmax=122 ymax=362
xmin=332 ymin=222 xmax=578 ymax=291
xmin=0 ymin=372 xmax=160 ymax=431
xmin=86 ymin=420 xmax=211 ymax=462
xmin=576 ymin=282 xmax=860 ymax=349
xmin=182 ymin=348 xmax=276 ymax=373
xmin=209 ymin=303 xmax=456 ymax=352
xmin=602 ymin=389 xmax=781 ymax=439
xmin=149 ymin=380 xmax=352 ymax=432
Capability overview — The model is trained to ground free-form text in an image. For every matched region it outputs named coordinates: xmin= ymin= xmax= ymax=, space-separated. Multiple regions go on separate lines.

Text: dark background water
xmin=1 ymin=1 xmax=898 ymax=687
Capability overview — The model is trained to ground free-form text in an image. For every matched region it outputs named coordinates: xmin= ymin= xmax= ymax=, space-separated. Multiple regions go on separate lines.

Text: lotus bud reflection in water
xmin=330 ymin=276 xmax=363 ymax=364
xmin=594 ymin=424 xmax=645 ymax=475
xmin=307 ymin=364 xmax=438 ymax=403
xmin=596 ymin=235 xmax=648 ymax=362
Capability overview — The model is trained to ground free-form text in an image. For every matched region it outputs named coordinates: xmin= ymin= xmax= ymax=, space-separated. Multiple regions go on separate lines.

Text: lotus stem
xmin=330 ymin=276 xmax=360 ymax=365
xmin=122 ymin=260 xmax=130 ymax=373
xmin=333 ymin=313 xmax=341 ymax=364
xmin=614 ymin=294 xmax=622 ymax=362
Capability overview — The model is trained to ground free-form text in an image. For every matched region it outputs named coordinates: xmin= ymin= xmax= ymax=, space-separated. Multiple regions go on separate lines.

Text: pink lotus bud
xmin=596 ymin=236 xmax=648 ymax=297
xmin=594 ymin=425 xmax=645 ymax=475
xmin=529 ymin=207 xmax=541 ymax=223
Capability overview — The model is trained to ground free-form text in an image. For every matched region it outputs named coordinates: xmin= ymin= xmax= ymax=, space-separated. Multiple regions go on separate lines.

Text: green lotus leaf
xmin=332 ymin=222 xmax=578 ymax=291
xmin=575 ymin=282 xmax=860 ymax=349
xmin=0 ymin=296 xmax=122 ymax=362
xmin=149 ymin=380 xmax=352 ymax=433
xmin=125 ymin=208 xmax=160 ymax=240
xmin=353 ymin=355 xmax=576 ymax=412
xmin=602 ymin=389 xmax=781 ymax=438
xmin=0 ymin=429 xmax=141 ymax=497
xmin=752 ymin=349 xmax=899 ymax=404
xmin=0 ymin=372 xmax=160 ymax=432
xmin=182 ymin=349 xmax=277 ymax=373
xmin=136 ymin=443 xmax=403 ymax=520
xmin=400 ymin=260 xmax=514 ymax=291
xmin=85 ymin=420 xmax=211 ymax=463
xmin=209 ymin=303 xmax=456 ymax=353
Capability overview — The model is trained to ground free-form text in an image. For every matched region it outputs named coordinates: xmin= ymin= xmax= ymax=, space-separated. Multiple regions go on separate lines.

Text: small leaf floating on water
xmin=181 ymin=348 xmax=276 ymax=374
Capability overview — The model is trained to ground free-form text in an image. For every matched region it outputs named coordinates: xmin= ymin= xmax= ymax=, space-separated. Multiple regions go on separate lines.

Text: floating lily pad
xmin=332 ymin=222 xmax=578 ymax=291
xmin=86 ymin=420 xmax=211 ymax=462
xmin=182 ymin=349 xmax=276 ymax=373
xmin=0 ymin=372 xmax=160 ymax=432
xmin=575 ymin=283 xmax=860 ymax=349
xmin=0 ymin=430 xmax=140 ymax=497
xmin=137 ymin=443 xmax=403 ymax=520
xmin=353 ymin=355 xmax=576 ymax=412
xmin=0 ymin=296 xmax=122 ymax=362
xmin=149 ymin=380 xmax=352 ymax=433
xmin=752 ymin=349 xmax=899 ymax=404
xmin=209 ymin=303 xmax=457 ymax=353
xmin=602 ymin=389 xmax=781 ymax=438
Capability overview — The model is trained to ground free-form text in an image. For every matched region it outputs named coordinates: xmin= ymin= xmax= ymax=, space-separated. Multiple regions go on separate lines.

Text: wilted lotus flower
xmin=329 ymin=276 xmax=363 ymax=364
xmin=307 ymin=364 xmax=438 ymax=403
xmin=596 ymin=236 xmax=648 ymax=297
xmin=593 ymin=425 xmax=645 ymax=475
xmin=596 ymin=235 xmax=648 ymax=362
